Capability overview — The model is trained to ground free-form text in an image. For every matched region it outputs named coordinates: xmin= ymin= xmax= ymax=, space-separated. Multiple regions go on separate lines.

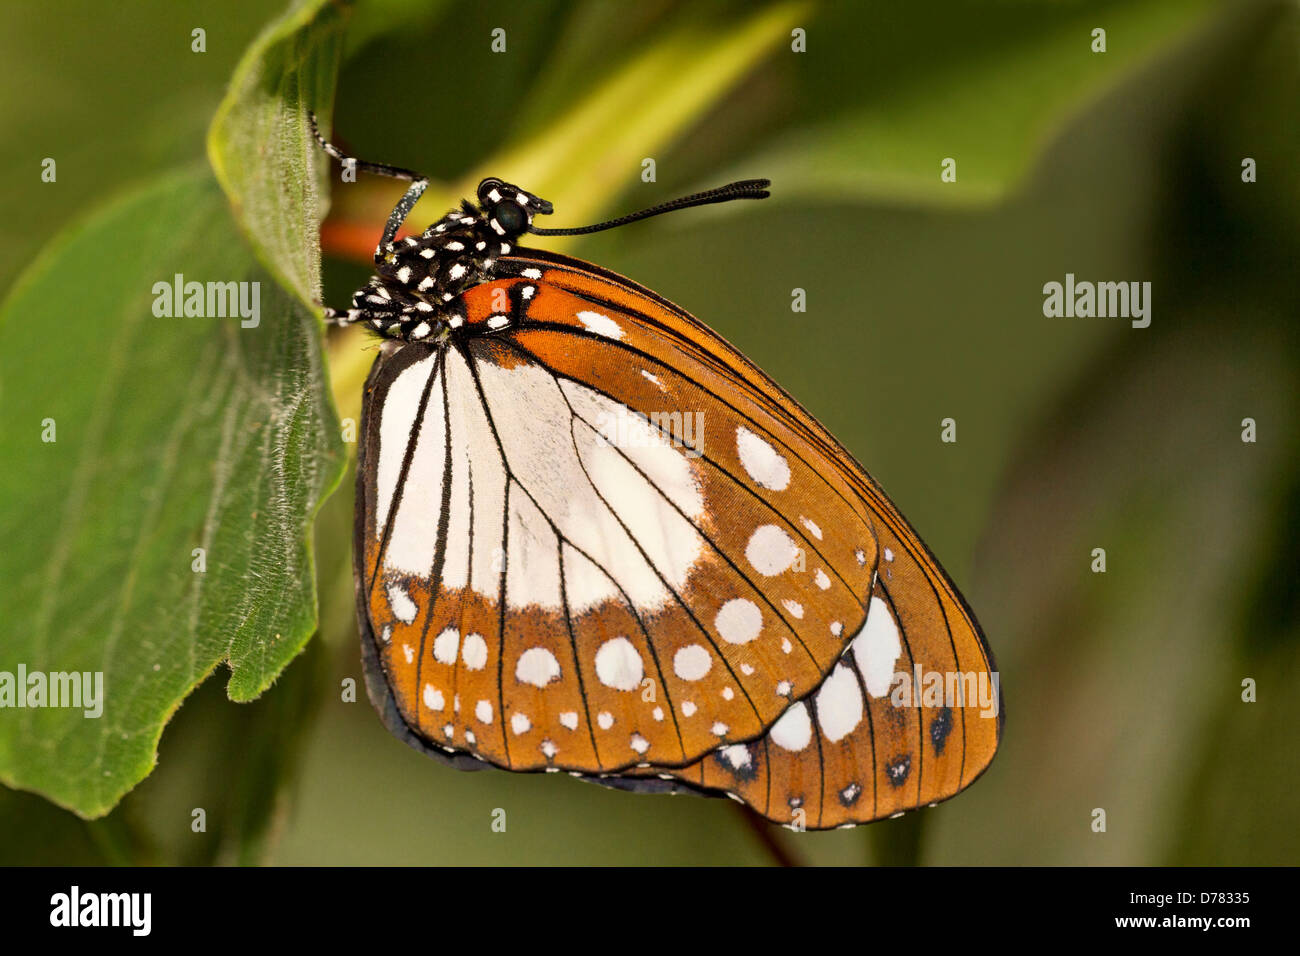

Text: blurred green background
xmin=1 ymin=0 xmax=1296 ymax=865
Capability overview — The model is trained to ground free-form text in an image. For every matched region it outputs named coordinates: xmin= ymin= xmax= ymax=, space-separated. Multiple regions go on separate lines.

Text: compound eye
xmin=492 ymin=200 xmax=527 ymax=234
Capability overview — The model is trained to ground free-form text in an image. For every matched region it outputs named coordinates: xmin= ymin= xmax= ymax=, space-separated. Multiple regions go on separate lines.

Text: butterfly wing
xmin=354 ymin=248 xmax=1001 ymax=827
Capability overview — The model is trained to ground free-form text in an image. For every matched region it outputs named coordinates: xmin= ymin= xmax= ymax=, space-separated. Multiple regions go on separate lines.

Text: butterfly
xmin=311 ymin=114 xmax=1002 ymax=830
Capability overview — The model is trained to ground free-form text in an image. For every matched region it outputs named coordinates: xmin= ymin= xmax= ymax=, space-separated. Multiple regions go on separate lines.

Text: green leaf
xmin=0 ymin=167 xmax=344 ymax=818
xmin=208 ymin=0 xmax=352 ymax=308
xmin=749 ymin=0 xmax=1219 ymax=204
xmin=327 ymin=1 xmax=808 ymax=246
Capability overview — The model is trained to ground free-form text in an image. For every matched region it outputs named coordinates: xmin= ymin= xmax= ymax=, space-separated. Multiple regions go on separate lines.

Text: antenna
xmin=528 ymin=180 xmax=771 ymax=236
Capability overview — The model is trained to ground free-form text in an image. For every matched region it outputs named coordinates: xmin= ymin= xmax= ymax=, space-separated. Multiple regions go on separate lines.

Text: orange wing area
xmin=353 ymin=249 xmax=1002 ymax=828
xmin=620 ymin=520 xmax=1002 ymax=829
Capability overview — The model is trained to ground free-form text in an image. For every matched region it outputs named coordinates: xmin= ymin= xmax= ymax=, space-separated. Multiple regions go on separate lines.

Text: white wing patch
xmin=381 ymin=362 xmax=447 ymax=577
xmin=473 ymin=356 xmax=705 ymax=613
xmin=375 ymin=352 xmax=440 ymax=537
xmin=443 ymin=350 xmax=509 ymax=599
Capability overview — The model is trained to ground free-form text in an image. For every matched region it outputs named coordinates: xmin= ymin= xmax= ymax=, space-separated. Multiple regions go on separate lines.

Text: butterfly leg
xmin=322 ymin=306 xmax=361 ymax=327
xmin=308 ymin=111 xmax=429 ymax=263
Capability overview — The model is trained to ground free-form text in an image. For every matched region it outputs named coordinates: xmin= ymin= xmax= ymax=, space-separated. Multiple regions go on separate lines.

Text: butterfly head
xmin=476 ymin=178 xmax=553 ymax=238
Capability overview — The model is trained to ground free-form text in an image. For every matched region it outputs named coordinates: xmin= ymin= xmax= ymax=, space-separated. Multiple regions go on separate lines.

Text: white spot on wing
xmin=720 ymin=744 xmax=752 ymax=770
xmin=815 ymin=663 xmax=863 ymax=742
xmin=714 ymin=598 xmax=762 ymax=644
xmin=576 ymin=310 xmax=624 ymax=339
xmin=595 ymin=636 xmax=644 ymax=691
xmin=852 ymin=596 xmax=902 ymax=697
xmin=745 ymin=524 xmax=799 ymax=576
xmin=462 ymin=633 xmax=488 ymax=670
xmin=673 ymin=644 xmax=712 ymax=681
xmin=386 ymin=584 xmax=417 ymax=624
xmin=770 ymin=702 xmax=812 ymax=752
xmin=432 ymin=628 xmax=459 ymax=665
xmin=515 ymin=647 xmax=561 ymax=687
xmin=736 ymin=426 xmax=790 ymax=491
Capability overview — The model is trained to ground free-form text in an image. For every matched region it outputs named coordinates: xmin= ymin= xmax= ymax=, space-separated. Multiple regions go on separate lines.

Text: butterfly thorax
xmin=337 ymin=181 xmax=552 ymax=342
